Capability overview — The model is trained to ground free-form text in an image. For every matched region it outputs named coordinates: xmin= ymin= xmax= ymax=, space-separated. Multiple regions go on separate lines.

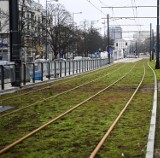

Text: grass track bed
xmin=0 ymin=59 xmax=154 ymax=157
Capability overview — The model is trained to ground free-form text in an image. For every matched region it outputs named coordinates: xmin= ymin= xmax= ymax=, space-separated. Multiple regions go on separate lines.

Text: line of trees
xmin=0 ymin=0 xmax=114 ymax=61
xmin=0 ymin=0 xmax=156 ymax=61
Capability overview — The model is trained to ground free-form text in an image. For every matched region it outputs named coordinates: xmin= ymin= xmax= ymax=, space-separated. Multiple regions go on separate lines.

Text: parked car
xmin=54 ymin=58 xmax=66 ymax=62
xmin=73 ymin=56 xmax=83 ymax=60
xmin=82 ymin=57 xmax=92 ymax=60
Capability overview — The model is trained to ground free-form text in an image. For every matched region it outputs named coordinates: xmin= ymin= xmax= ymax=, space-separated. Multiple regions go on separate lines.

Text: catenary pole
xmin=9 ymin=0 xmax=21 ymax=86
xmin=150 ymin=23 xmax=152 ymax=61
xmin=152 ymin=29 xmax=155 ymax=60
xmin=156 ymin=0 xmax=159 ymax=69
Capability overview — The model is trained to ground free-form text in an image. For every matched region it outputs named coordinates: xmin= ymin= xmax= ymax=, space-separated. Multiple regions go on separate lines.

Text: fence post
xmin=47 ymin=62 xmax=50 ymax=80
xmin=23 ymin=63 xmax=26 ymax=85
xmin=33 ymin=63 xmax=35 ymax=83
xmin=60 ymin=62 xmax=62 ymax=77
xmin=41 ymin=63 xmax=43 ymax=81
xmin=54 ymin=61 xmax=57 ymax=78
xmin=65 ymin=61 xmax=66 ymax=76
xmin=73 ymin=60 xmax=74 ymax=75
xmin=69 ymin=61 xmax=70 ymax=75
xmin=0 ymin=65 xmax=4 ymax=90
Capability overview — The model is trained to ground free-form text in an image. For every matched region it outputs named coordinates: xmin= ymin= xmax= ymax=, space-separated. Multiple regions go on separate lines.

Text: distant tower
xmin=109 ymin=26 xmax=122 ymax=40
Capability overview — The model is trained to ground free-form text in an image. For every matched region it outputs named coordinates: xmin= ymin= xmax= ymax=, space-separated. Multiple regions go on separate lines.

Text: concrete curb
xmin=146 ymin=62 xmax=158 ymax=158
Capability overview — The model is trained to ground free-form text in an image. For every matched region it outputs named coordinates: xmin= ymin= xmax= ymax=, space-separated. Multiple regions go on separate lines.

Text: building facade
xmin=109 ymin=26 xmax=122 ymax=41
xmin=0 ymin=0 xmax=9 ymax=60
xmin=0 ymin=0 xmax=49 ymax=61
xmin=133 ymin=31 xmax=150 ymax=42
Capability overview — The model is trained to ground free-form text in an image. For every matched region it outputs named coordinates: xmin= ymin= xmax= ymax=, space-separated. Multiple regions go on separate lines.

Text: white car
xmin=73 ymin=56 xmax=83 ymax=60
xmin=54 ymin=58 xmax=66 ymax=62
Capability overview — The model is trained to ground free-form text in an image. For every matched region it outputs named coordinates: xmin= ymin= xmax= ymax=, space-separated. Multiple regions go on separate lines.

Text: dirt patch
xmin=139 ymin=87 xmax=153 ymax=92
xmin=154 ymin=149 xmax=160 ymax=158
xmin=158 ymin=82 xmax=160 ymax=91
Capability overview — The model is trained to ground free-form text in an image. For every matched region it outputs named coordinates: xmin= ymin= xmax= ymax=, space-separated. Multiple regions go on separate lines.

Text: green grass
xmin=0 ymin=59 xmax=154 ymax=158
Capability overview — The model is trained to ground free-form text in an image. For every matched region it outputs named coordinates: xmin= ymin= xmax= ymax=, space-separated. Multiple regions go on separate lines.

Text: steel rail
xmin=0 ymin=64 xmax=136 ymax=155
xmin=89 ymin=65 xmax=145 ymax=158
xmin=0 ymin=64 xmax=124 ymax=118
xmin=0 ymin=63 xmax=120 ymax=102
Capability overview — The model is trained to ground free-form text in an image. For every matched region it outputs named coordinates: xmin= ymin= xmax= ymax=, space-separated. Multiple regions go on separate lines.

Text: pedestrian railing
xmin=0 ymin=58 xmax=112 ymax=91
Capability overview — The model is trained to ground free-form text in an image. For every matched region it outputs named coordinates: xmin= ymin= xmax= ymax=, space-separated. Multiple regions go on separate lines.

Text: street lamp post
xmin=107 ymin=14 xmax=110 ymax=64
xmin=72 ymin=12 xmax=82 ymax=57
xmin=45 ymin=0 xmax=58 ymax=60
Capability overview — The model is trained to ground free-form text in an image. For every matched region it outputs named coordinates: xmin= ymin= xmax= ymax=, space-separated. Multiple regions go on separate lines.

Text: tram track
xmin=0 ymin=62 xmax=136 ymax=155
xmin=0 ymin=63 xmax=124 ymax=118
xmin=0 ymin=59 xmax=154 ymax=157
xmin=88 ymin=62 xmax=154 ymax=157
xmin=0 ymin=63 xmax=121 ymax=102
xmin=89 ymin=65 xmax=145 ymax=158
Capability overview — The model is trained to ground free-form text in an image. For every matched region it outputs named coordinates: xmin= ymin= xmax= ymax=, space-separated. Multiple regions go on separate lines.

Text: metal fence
xmin=0 ymin=58 xmax=113 ymax=90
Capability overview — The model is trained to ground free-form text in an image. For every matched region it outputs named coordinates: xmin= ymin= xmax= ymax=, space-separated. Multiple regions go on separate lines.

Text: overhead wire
xmin=98 ymin=0 xmax=124 ymax=36
xmin=85 ymin=0 xmax=107 ymax=35
xmin=86 ymin=0 xmax=151 ymax=39
xmin=130 ymin=0 xmax=141 ymax=32
xmin=86 ymin=0 xmax=120 ymax=35
xmin=86 ymin=0 xmax=106 ymax=16
xmin=98 ymin=0 xmax=122 ymax=26
xmin=135 ymin=0 xmax=142 ymax=32
xmin=133 ymin=0 xmax=141 ymax=31
xmin=99 ymin=0 xmax=138 ymax=39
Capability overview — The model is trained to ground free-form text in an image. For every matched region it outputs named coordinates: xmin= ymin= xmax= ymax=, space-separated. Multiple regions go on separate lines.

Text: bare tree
xmin=47 ymin=3 xmax=73 ymax=59
xmin=0 ymin=9 xmax=9 ymax=32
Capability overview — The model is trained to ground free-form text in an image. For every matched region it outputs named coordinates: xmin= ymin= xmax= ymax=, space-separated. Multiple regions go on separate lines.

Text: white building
xmin=0 ymin=0 xmax=46 ymax=61
xmin=114 ymin=39 xmax=128 ymax=51
xmin=113 ymin=39 xmax=128 ymax=60
xmin=0 ymin=0 xmax=9 ymax=60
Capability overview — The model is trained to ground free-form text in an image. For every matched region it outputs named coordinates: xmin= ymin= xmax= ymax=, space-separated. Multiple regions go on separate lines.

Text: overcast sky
xmin=39 ymin=0 xmax=157 ymax=39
